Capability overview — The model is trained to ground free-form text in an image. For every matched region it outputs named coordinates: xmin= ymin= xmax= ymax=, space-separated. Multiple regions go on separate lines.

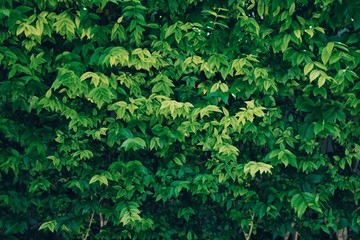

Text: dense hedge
xmin=0 ymin=0 xmax=359 ymax=239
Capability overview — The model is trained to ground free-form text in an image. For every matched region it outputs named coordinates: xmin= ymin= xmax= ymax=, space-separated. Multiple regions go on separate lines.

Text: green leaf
xmin=174 ymin=157 xmax=183 ymax=166
xmin=39 ymin=220 xmax=57 ymax=232
xmin=281 ymin=34 xmax=291 ymax=52
xmin=309 ymin=70 xmax=320 ymax=82
xmin=317 ymin=76 xmax=326 ymax=88
xmin=120 ymin=137 xmax=146 ymax=151
xmin=210 ymin=83 xmax=219 ymax=93
xmin=294 ymin=29 xmax=302 ymax=40
xmin=45 ymin=89 xmax=52 ymax=98
xmin=304 ymin=62 xmax=314 ymax=76
xmin=289 ymin=3 xmax=296 ymax=15
xmin=178 ymin=207 xmax=195 ymax=222
xmin=321 ymin=42 xmax=334 ymax=65
xmin=80 ymin=72 xmax=100 ymax=87
xmin=87 ymin=87 xmax=116 ymax=108
xmin=117 ymin=202 xmax=142 ymax=226
xmin=314 ymin=123 xmax=324 ymax=135
xmin=290 ymin=194 xmax=308 ymax=218
xmin=257 ymin=1 xmax=264 ymax=17
xmin=285 ymin=150 xmax=297 ymax=168
xmin=244 ymin=161 xmax=273 ymax=178
xmin=103 ymin=47 xmax=129 ymax=66
xmin=89 ymin=175 xmax=109 ymax=186
xmin=53 ymin=12 xmax=76 ymax=38
xmin=0 ymin=8 xmax=10 ymax=17
xmin=219 ymin=83 xmax=229 ymax=92
xmin=1 ymin=1 xmax=358 ymax=238
xmin=165 ymin=23 xmax=177 ymax=38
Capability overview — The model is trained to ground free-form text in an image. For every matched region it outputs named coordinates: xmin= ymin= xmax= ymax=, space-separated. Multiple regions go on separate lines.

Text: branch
xmin=284 ymin=231 xmax=291 ymax=240
xmin=243 ymin=214 xmax=254 ymax=240
xmin=83 ymin=211 xmax=95 ymax=240
xmin=336 ymin=227 xmax=348 ymax=240
xmin=352 ymin=159 xmax=359 ymax=173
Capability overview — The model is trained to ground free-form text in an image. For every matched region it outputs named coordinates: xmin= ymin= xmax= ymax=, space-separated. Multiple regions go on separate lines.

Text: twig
xmin=336 ymin=227 xmax=348 ymax=240
xmin=100 ymin=213 xmax=104 ymax=227
xmin=284 ymin=231 xmax=291 ymax=240
xmin=243 ymin=214 xmax=254 ymax=240
xmin=83 ymin=211 xmax=95 ymax=240
xmin=293 ymin=231 xmax=299 ymax=240
xmin=352 ymin=159 xmax=359 ymax=173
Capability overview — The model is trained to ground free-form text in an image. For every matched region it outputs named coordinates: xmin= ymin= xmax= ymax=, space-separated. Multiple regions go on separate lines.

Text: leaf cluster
xmin=0 ymin=0 xmax=359 ymax=239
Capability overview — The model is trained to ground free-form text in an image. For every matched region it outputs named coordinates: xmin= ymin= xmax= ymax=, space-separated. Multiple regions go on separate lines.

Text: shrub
xmin=0 ymin=0 xmax=359 ymax=239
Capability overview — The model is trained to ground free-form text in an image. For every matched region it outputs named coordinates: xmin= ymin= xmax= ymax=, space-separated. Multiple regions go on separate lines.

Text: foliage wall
xmin=0 ymin=0 xmax=359 ymax=239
